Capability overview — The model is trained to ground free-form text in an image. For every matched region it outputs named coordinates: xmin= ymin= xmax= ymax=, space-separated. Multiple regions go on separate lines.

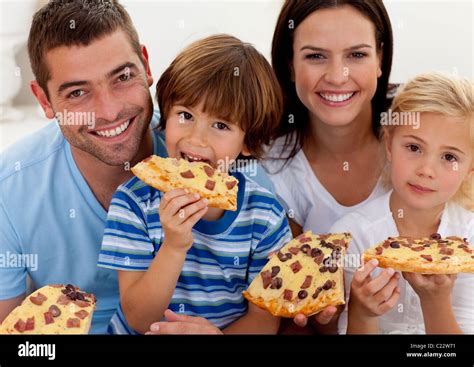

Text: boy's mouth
xmin=180 ymin=151 xmax=212 ymax=166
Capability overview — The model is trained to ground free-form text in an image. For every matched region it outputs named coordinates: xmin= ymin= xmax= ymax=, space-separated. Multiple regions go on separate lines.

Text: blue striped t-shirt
xmin=97 ymin=171 xmax=292 ymax=334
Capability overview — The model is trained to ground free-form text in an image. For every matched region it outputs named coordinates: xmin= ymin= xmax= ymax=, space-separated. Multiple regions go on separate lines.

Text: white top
xmin=330 ymin=190 xmax=474 ymax=334
xmin=263 ymin=136 xmax=387 ymax=233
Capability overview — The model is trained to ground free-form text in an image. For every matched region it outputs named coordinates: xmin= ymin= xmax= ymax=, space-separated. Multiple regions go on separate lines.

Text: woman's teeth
xmin=95 ymin=118 xmax=132 ymax=137
xmin=319 ymin=92 xmax=355 ymax=102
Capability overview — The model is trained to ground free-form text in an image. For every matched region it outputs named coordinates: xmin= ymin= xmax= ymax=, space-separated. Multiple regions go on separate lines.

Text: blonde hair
xmin=381 ymin=72 xmax=474 ymax=211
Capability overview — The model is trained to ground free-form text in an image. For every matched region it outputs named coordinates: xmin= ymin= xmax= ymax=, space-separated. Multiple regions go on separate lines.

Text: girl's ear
xmin=383 ymin=127 xmax=393 ymax=162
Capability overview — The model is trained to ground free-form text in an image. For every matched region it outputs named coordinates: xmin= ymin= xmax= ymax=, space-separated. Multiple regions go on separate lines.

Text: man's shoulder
xmin=0 ymin=122 xmax=64 ymax=182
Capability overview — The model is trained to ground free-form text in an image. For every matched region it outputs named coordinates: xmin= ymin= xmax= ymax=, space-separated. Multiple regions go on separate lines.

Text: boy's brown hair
xmin=156 ymin=34 xmax=283 ymax=160
xmin=28 ymin=0 xmax=143 ymax=99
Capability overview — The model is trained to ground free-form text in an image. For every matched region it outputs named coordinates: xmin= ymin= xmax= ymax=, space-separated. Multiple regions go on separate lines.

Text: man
xmin=0 ymin=0 xmax=166 ymax=333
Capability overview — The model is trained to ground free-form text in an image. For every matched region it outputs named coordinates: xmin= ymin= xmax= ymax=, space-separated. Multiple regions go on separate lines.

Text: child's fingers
xmin=183 ymin=205 xmax=208 ymax=228
xmin=160 ymin=188 xmax=189 ymax=211
xmin=164 ymin=193 xmax=201 ymax=217
xmin=163 ymin=309 xmax=211 ymax=326
xmin=352 ymin=259 xmax=378 ymax=286
xmin=365 ymin=268 xmax=396 ymax=295
xmin=178 ymin=199 xmax=208 ymax=224
xmin=373 ymin=272 xmax=400 ymax=304
xmin=378 ymin=287 xmax=400 ymax=314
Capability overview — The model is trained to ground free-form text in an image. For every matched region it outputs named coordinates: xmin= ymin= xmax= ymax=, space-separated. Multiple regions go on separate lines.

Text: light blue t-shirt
xmin=0 ymin=110 xmax=167 ymax=334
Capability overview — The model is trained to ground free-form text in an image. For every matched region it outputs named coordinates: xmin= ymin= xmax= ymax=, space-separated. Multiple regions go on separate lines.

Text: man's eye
xmin=443 ymin=153 xmax=458 ymax=162
xmin=68 ymin=90 xmax=85 ymax=99
xmin=118 ymin=73 xmax=132 ymax=82
xmin=406 ymin=144 xmax=421 ymax=153
xmin=213 ymin=122 xmax=230 ymax=130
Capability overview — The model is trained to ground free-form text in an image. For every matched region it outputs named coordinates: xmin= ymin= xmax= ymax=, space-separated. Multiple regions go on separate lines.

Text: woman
xmin=264 ymin=0 xmax=394 ymax=333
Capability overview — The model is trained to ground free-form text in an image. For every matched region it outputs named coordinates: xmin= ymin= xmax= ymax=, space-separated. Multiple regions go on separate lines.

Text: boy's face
xmin=165 ymin=102 xmax=249 ymax=172
xmin=386 ymin=112 xmax=473 ymax=211
xmin=31 ymin=30 xmax=154 ymax=166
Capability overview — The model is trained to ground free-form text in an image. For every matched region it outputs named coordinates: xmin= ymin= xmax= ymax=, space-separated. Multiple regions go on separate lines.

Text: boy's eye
xmin=406 ymin=144 xmax=421 ymax=153
xmin=178 ymin=112 xmax=193 ymax=122
xmin=443 ymin=153 xmax=458 ymax=162
xmin=213 ymin=122 xmax=230 ymax=130
xmin=68 ymin=89 xmax=85 ymax=99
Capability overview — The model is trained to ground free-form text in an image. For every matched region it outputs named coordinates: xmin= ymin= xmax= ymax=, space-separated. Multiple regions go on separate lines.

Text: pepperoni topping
xmin=180 ymin=170 xmax=195 ymax=179
xmin=296 ymin=234 xmax=311 ymax=243
xmin=411 ymin=246 xmax=425 ymax=252
xmin=420 ymin=254 xmax=433 ymax=262
xmin=57 ymin=294 xmax=71 ymax=305
xmin=261 ymin=270 xmax=272 ymax=289
xmin=67 ymin=318 xmax=81 ymax=328
xmin=73 ymin=300 xmax=90 ymax=308
xmin=298 ymin=290 xmax=308 ymax=299
xmin=462 ymin=248 xmax=472 ymax=254
xmin=205 ymin=179 xmax=216 ymax=191
xmin=44 ymin=312 xmax=54 ymax=325
xmin=389 ymin=241 xmax=400 ymax=248
xmin=203 ymin=165 xmax=215 ymax=177
xmin=75 ymin=310 xmax=90 ymax=320
xmin=14 ymin=319 xmax=26 ymax=333
xmin=271 ymin=266 xmax=280 ymax=277
xmin=290 ymin=261 xmax=302 ymax=273
xmin=430 ymin=233 xmax=441 ymax=240
xmin=439 ymin=247 xmax=454 ymax=256
xmin=382 ymin=240 xmax=391 ymax=248
xmin=29 ymin=292 xmax=47 ymax=306
xmin=226 ymin=181 xmax=237 ymax=190
xmin=301 ymin=275 xmax=313 ymax=289
xmin=375 ymin=246 xmax=384 ymax=255
xmin=313 ymin=253 xmax=325 ymax=265
xmin=270 ymin=277 xmax=283 ymax=290
xmin=283 ymin=289 xmax=293 ymax=301
xmin=49 ymin=305 xmax=61 ymax=318
xmin=288 ymin=247 xmax=300 ymax=255
xmin=25 ymin=317 xmax=35 ymax=331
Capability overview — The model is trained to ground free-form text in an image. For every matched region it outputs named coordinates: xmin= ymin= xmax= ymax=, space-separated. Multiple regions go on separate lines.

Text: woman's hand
xmin=402 ymin=272 xmax=456 ymax=302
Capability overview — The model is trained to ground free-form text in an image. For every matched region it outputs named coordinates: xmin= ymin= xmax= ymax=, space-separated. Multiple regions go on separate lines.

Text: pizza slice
xmin=362 ymin=233 xmax=474 ymax=274
xmin=243 ymin=231 xmax=351 ymax=317
xmin=0 ymin=284 xmax=96 ymax=334
xmin=132 ymin=155 xmax=239 ymax=211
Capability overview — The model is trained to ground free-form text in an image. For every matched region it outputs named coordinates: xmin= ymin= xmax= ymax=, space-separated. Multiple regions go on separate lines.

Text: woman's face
xmin=291 ymin=5 xmax=382 ymax=128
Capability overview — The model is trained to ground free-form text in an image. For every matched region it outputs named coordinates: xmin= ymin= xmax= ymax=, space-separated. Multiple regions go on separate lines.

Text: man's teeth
xmin=95 ymin=119 xmax=131 ymax=137
xmin=319 ymin=92 xmax=355 ymax=102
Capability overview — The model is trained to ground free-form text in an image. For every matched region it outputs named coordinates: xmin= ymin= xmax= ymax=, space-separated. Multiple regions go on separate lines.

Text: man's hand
xmin=403 ymin=272 xmax=456 ymax=301
xmin=292 ymin=306 xmax=339 ymax=327
xmin=159 ymin=189 xmax=208 ymax=251
xmin=146 ymin=309 xmax=223 ymax=335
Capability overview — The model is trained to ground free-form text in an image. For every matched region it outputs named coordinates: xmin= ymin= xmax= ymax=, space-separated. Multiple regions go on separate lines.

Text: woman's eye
xmin=350 ymin=52 xmax=367 ymax=59
xmin=443 ymin=153 xmax=458 ymax=162
xmin=213 ymin=122 xmax=230 ymax=130
xmin=305 ymin=53 xmax=325 ymax=60
xmin=68 ymin=90 xmax=85 ymax=99
xmin=178 ymin=112 xmax=193 ymax=122
xmin=406 ymin=144 xmax=421 ymax=153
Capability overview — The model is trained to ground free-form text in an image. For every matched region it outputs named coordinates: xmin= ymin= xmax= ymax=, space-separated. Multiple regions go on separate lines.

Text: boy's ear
xmin=30 ymin=81 xmax=55 ymax=119
xmin=241 ymin=144 xmax=251 ymax=157
xmin=383 ymin=127 xmax=393 ymax=162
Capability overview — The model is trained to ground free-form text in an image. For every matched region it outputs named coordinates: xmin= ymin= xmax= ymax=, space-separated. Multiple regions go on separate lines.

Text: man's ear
xmin=140 ymin=45 xmax=153 ymax=87
xmin=30 ymin=81 xmax=55 ymax=119
xmin=383 ymin=127 xmax=393 ymax=162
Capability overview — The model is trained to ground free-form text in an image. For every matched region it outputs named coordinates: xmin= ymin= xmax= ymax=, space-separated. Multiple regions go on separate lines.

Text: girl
xmin=331 ymin=72 xmax=473 ymax=334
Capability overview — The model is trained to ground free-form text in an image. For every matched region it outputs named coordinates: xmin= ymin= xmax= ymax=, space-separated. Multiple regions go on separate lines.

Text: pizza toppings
xmin=226 ymin=181 xmax=237 ymax=190
xmin=411 ymin=246 xmax=425 ymax=252
xmin=375 ymin=246 xmax=384 ymax=255
xmin=283 ymin=289 xmax=293 ymax=301
xmin=270 ymin=277 xmax=283 ymax=290
xmin=25 ymin=317 xmax=35 ymax=331
xmin=29 ymin=292 xmax=47 ymax=306
xmin=390 ymin=241 xmax=400 ymax=248
xmin=300 ymin=244 xmax=311 ymax=254
xmin=271 ymin=266 xmax=280 ymax=277
xmin=288 ymin=247 xmax=300 ymax=255
xmin=203 ymin=165 xmax=215 ymax=177
xmin=290 ymin=261 xmax=302 ymax=273
xmin=48 ymin=305 xmax=61 ymax=317
xmin=205 ymin=179 xmax=215 ymax=191
xmin=301 ymin=276 xmax=312 ymax=289
xmin=43 ymin=312 xmax=54 ymax=325
xmin=420 ymin=254 xmax=433 ymax=262
xmin=439 ymin=247 xmax=454 ymax=256
xmin=261 ymin=270 xmax=272 ymax=289
xmin=180 ymin=170 xmax=195 ymax=179
xmin=277 ymin=252 xmax=291 ymax=262
xmin=14 ymin=319 xmax=26 ymax=333
xmin=298 ymin=290 xmax=308 ymax=299
xmin=322 ymin=280 xmax=335 ymax=290
xmin=74 ymin=310 xmax=89 ymax=320
xmin=67 ymin=318 xmax=81 ymax=328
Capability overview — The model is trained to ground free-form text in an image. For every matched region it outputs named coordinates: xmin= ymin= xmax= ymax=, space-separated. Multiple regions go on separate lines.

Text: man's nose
xmin=93 ymin=88 xmax=123 ymax=123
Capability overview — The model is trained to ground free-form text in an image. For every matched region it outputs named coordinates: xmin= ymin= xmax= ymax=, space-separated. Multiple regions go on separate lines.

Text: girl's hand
xmin=349 ymin=259 xmax=400 ymax=319
xmin=402 ymin=272 xmax=457 ymax=302
xmin=159 ymin=188 xmax=208 ymax=251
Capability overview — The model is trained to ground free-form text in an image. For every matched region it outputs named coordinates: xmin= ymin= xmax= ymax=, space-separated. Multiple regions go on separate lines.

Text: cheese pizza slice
xmin=132 ymin=156 xmax=238 ymax=211
xmin=362 ymin=233 xmax=474 ymax=274
xmin=0 ymin=284 xmax=96 ymax=334
xmin=243 ymin=231 xmax=351 ymax=317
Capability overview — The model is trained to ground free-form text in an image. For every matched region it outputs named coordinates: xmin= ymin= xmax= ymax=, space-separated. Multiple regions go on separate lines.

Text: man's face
xmin=37 ymin=30 xmax=153 ymax=166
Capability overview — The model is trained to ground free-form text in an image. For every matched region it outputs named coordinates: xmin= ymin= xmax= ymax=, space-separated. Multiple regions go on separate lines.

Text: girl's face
xmin=385 ymin=113 xmax=473 ymax=211
xmin=291 ymin=5 xmax=382 ymax=127
xmin=165 ymin=102 xmax=249 ymax=172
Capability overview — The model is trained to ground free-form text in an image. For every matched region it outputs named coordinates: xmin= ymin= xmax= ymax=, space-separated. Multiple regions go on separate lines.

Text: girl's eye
xmin=178 ymin=112 xmax=193 ymax=122
xmin=213 ymin=122 xmax=230 ymax=130
xmin=443 ymin=153 xmax=458 ymax=163
xmin=350 ymin=52 xmax=367 ymax=59
xmin=68 ymin=89 xmax=85 ymax=99
xmin=406 ymin=144 xmax=421 ymax=153
xmin=305 ymin=53 xmax=325 ymax=60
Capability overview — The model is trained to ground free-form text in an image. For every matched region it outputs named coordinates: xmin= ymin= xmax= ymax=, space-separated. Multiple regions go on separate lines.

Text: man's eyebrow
xmin=300 ymin=44 xmax=372 ymax=52
xmin=106 ymin=62 xmax=138 ymax=78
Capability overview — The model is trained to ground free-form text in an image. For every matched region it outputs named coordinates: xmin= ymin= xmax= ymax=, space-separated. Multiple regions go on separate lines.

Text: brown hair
xmin=28 ymin=0 xmax=143 ymax=99
xmin=271 ymin=0 xmax=393 ymax=162
xmin=156 ymin=34 xmax=283 ymax=160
